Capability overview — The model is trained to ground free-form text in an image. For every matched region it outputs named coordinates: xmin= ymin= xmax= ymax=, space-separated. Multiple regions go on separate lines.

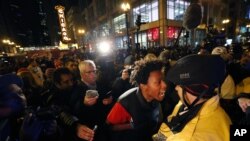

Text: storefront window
xmin=115 ymin=36 xmax=126 ymax=49
xmin=167 ymin=27 xmax=179 ymax=38
xmin=166 ymin=0 xmax=190 ymax=20
xmin=148 ymin=28 xmax=159 ymax=41
xmin=134 ymin=28 xmax=160 ymax=49
xmin=141 ymin=32 xmax=147 ymax=48
xmin=133 ymin=0 xmax=159 ymax=26
xmin=134 ymin=31 xmax=147 ymax=49
xmin=166 ymin=26 xmax=183 ymax=46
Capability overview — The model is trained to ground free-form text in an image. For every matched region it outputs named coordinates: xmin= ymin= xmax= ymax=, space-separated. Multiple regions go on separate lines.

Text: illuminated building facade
xmin=67 ymin=0 xmax=249 ymax=50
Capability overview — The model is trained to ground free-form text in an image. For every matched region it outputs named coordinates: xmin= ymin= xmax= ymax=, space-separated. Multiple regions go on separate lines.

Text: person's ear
xmin=140 ymin=83 xmax=147 ymax=90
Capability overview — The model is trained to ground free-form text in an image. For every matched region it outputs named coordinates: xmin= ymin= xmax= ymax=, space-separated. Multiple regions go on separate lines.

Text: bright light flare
xmin=97 ymin=41 xmax=111 ymax=55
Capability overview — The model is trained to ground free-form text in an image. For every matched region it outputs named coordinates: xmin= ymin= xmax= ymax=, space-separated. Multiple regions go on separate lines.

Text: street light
xmin=222 ymin=19 xmax=230 ymax=24
xmin=222 ymin=19 xmax=230 ymax=37
xmin=2 ymin=39 xmax=10 ymax=44
xmin=1 ymin=39 xmax=16 ymax=54
xmin=78 ymin=29 xmax=85 ymax=34
xmin=121 ymin=2 xmax=130 ymax=52
xmin=78 ymin=29 xmax=85 ymax=48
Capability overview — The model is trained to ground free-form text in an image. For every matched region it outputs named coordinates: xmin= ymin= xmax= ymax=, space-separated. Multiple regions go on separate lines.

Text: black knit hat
xmin=167 ymin=54 xmax=226 ymax=87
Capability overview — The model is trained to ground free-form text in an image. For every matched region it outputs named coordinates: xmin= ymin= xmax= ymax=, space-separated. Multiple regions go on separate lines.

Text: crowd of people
xmin=0 ymin=43 xmax=250 ymax=141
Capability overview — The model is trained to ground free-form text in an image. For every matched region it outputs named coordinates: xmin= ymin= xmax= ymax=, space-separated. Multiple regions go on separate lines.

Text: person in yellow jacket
xmin=153 ymin=54 xmax=232 ymax=141
xmin=211 ymin=46 xmax=236 ymax=99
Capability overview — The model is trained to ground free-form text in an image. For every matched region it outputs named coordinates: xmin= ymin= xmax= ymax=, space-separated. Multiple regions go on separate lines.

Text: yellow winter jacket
xmin=219 ymin=74 xmax=236 ymax=99
xmin=236 ymin=77 xmax=250 ymax=95
xmin=154 ymin=95 xmax=232 ymax=141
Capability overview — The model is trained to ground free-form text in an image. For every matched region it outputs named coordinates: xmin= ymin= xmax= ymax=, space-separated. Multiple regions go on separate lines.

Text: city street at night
xmin=1 ymin=0 xmax=250 ymax=141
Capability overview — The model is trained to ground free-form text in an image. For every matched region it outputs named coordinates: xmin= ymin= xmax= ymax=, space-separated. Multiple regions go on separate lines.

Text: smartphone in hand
xmin=86 ymin=90 xmax=99 ymax=98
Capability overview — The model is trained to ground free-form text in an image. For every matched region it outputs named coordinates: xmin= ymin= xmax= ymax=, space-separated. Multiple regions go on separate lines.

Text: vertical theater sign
xmin=55 ymin=5 xmax=71 ymax=42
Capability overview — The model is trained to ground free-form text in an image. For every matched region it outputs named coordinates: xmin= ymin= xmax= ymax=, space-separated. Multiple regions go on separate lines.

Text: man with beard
xmin=42 ymin=68 xmax=95 ymax=141
xmin=64 ymin=59 xmax=80 ymax=84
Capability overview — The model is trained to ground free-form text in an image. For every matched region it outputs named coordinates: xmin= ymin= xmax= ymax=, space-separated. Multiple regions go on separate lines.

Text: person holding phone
xmin=70 ymin=60 xmax=112 ymax=141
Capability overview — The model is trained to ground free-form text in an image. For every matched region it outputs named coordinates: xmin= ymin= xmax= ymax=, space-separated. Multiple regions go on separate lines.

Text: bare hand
xmin=76 ymin=124 xmax=95 ymax=141
xmin=102 ymin=96 xmax=113 ymax=105
xmin=238 ymin=97 xmax=250 ymax=112
xmin=84 ymin=95 xmax=98 ymax=106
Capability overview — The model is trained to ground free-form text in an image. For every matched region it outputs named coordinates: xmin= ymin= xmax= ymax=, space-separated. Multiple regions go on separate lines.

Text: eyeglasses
xmin=84 ymin=70 xmax=97 ymax=74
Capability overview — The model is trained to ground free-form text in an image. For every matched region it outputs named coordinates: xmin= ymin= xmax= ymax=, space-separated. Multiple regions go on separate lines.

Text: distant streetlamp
xmin=78 ymin=29 xmax=85 ymax=34
xmin=222 ymin=19 xmax=230 ymax=37
xmin=1 ymin=38 xmax=16 ymax=54
xmin=222 ymin=19 xmax=230 ymax=24
xmin=121 ymin=2 xmax=130 ymax=52
xmin=78 ymin=29 xmax=85 ymax=48
xmin=2 ymin=39 xmax=10 ymax=44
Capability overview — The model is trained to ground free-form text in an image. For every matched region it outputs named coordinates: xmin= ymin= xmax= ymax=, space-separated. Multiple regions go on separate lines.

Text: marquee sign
xmin=55 ymin=5 xmax=71 ymax=42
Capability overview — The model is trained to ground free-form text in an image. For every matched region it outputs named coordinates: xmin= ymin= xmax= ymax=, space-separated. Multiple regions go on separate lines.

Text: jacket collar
xmin=198 ymin=95 xmax=220 ymax=118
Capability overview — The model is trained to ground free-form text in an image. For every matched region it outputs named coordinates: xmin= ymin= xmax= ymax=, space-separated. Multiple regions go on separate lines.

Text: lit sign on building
xmin=55 ymin=5 xmax=71 ymax=42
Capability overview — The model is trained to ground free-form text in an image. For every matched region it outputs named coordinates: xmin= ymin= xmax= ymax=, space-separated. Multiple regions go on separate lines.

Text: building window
xmin=99 ymin=22 xmax=111 ymax=37
xmin=113 ymin=14 xmax=126 ymax=34
xmin=133 ymin=0 xmax=159 ymax=26
xmin=166 ymin=0 xmax=190 ymax=20
xmin=246 ymin=5 xmax=250 ymax=19
xmin=134 ymin=31 xmax=147 ymax=49
xmin=166 ymin=26 xmax=183 ymax=46
xmin=141 ymin=32 xmax=147 ymax=47
xmin=148 ymin=28 xmax=159 ymax=41
xmin=115 ymin=36 xmax=125 ymax=49
xmin=151 ymin=1 xmax=158 ymax=21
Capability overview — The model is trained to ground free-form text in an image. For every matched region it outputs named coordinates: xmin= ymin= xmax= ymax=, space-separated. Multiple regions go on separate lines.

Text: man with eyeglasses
xmin=70 ymin=60 xmax=112 ymax=141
